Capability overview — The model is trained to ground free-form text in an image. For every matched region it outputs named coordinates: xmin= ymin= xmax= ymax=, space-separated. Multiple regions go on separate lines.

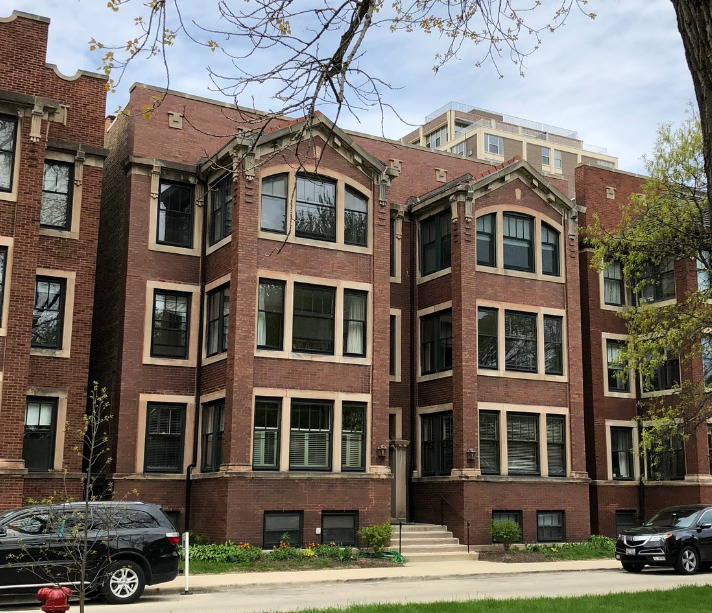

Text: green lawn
xmin=280 ymin=586 xmax=711 ymax=613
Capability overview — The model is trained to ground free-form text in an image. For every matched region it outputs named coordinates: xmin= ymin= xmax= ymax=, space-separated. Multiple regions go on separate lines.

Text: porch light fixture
xmin=377 ymin=444 xmax=388 ymax=458
xmin=466 ymin=448 xmax=477 ymax=462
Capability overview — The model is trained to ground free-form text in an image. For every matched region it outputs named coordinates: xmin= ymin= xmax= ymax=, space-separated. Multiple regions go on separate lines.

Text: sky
xmin=4 ymin=0 xmax=696 ymax=175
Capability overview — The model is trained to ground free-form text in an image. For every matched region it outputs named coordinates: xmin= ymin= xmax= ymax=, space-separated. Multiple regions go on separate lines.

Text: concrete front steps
xmin=389 ymin=523 xmax=478 ymax=562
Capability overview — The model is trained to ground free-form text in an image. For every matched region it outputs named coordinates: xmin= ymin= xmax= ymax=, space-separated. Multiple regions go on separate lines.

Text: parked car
xmin=616 ymin=504 xmax=712 ymax=575
xmin=0 ymin=501 xmax=179 ymax=604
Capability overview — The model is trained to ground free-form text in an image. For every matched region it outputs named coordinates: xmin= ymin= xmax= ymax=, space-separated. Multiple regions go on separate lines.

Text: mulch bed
xmin=478 ymin=550 xmax=550 ymax=563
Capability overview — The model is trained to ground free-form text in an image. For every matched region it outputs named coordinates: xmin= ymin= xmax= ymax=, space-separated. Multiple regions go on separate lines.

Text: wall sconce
xmin=377 ymin=444 xmax=388 ymax=459
xmin=466 ymin=448 xmax=477 ymax=463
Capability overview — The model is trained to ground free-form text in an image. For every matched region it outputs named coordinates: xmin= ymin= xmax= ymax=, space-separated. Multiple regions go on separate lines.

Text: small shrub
xmin=267 ymin=544 xmax=302 ymax=561
xmin=358 ymin=521 xmax=393 ymax=554
xmin=187 ymin=531 xmax=212 ymax=546
xmin=490 ymin=520 xmax=521 ymax=551
xmin=186 ymin=541 xmax=263 ymax=563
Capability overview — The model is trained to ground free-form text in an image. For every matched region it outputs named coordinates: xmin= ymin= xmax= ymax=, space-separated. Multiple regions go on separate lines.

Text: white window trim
xmin=40 ymin=151 xmax=86 ymax=240
xmin=478 ymin=402 xmax=569 ymax=478
xmin=195 ymin=389 xmax=227 ymax=475
xmin=135 ymin=393 xmax=195 ymax=475
xmin=257 ymin=164 xmax=372 ymax=255
xmin=599 ymin=262 xmax=632 ymax=311
xmin=604 ymin=419 xmax=640 ymax=482
xmin=389 ymin=308 xmax=402 ymax=382
xmin=0 ymin=109 xmax=21 ymax=204
xmin=148 ymin=169 xmax=202 ymax=256
xmin=252 ymin=388 xmax=372 ymax=474
xmin=389 ymin=406 xmax=403 ymax=440
xmin=601 ymin=333 xmax=636 ymax=399
xmin=30 ymin=268 xmax=76 ymax=359
xmin=26 ymin=386 xmax=68 ymax=472
xmin=417 ymin=300 xmax=453 ymax=382
xmin=474 ymin=206 xmax=566 ymax=284
xmin=202 ymin=273 xmax=231 ymax=366
xmin=142 ymin=280 xmax=201 ymax=367
xmin=416 ymin=207 xmax=452 ymax=284
xmin=255 ymin=271 xmax=372 ymax=365
xmin=0 ymin=236 xmax=13 ymax=337
xmin=476 ymin=300 xmax=568 ymax=382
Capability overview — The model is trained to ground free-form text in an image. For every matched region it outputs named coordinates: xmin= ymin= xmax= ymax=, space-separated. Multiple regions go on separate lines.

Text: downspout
xmin=185 ymin=175 xmax=208 ymax=534
xmin=636 ymin=376 xmax=645 ymax=523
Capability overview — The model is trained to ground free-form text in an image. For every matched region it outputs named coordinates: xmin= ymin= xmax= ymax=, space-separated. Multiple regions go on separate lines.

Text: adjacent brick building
xmin=0 ymin=11 xmax=107 ymax=507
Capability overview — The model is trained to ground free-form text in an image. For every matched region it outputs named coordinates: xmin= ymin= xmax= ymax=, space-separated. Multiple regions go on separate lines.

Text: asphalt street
xmin=2 ymin=567 xmax=712 ymax=613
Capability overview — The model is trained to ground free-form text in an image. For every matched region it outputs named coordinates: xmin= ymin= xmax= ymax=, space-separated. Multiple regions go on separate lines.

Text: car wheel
xmin=675 ymin=545 xmax=700 ymax=575
xmin=100 ymin=560 xmax=145 ymax=604
xmin=621 ymin=562 xmax=645 ymax=573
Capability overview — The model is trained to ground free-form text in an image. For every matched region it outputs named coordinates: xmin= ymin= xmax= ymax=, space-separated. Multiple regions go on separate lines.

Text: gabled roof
xmin=411 ymin=156 xmax=575 ymax=216
xmin=200 ymin=112 xmax=386 ymax=179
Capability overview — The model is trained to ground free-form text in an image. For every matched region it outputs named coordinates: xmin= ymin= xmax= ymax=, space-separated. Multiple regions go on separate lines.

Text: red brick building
xmin=0 ymin=11 xmax=107 ymax=507
xmin=577 ymin=164 xmax=712 ymax=537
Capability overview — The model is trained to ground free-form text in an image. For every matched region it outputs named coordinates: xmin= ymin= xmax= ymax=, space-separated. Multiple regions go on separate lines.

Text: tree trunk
xmin=670 ymin=1 xmax=712 ymax=228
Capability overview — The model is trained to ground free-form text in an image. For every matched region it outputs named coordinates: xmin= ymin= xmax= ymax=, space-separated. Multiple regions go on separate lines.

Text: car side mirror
xmin=0 ymin=527 xmax=6 ymax=538
xmin=699 ymin=523 xmax=712 ymax=530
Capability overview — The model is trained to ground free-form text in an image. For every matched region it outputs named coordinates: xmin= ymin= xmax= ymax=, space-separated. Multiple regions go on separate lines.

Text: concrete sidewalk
xmin=150 ymin=558 xmax=623 ymax=595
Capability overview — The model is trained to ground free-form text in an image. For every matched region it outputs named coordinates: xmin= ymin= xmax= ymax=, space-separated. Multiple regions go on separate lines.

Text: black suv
xmin=0 ymin=501 xmax=179 ymax=604
xmin=616 ymin=505 xmax=712 ymax=574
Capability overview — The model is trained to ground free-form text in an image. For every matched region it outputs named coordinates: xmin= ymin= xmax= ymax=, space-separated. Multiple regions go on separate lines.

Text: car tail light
xmin=166 ymin=532 xmax=180 ymax=546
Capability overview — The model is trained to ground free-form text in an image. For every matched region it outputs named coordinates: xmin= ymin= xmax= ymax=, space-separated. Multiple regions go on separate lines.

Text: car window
xmin=645 ymin=508 xmax=699 ymax=528
xmin=117 ymin=511 xmax=160 ymax=529
xmin=698 ymin=509 xmax=712 ymax=526
xmin=6 ymin=514 xmax=50 ymax=535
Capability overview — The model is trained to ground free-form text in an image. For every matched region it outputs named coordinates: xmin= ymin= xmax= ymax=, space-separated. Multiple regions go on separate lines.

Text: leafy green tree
xmin=587 ymin=113 xmax=711 ymax=462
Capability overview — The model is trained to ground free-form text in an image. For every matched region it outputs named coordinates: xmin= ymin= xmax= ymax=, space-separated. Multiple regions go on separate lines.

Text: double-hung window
xmin=606 ymin=340 xmax=629 ymax=392
xmin=645 ymin=355 xmax=680 ymax=392
xmin=504 ymin=311 xmax=537 ymax=372
xmin=144 ymin=403 xmax=185 ymax=473
xmin=341 ymin=402 xmax=366 ymax=471
xmin=23 ymin=398 xmax=57 ymax=472
xmin=32 ymin=277 xmax=66 ymax=349
xmin=546 ymin=415 xmax=566 ymax=476
xmin=645 ymin=433 xmax=685 ymax=480
xmin=389 ymin=314 xmax=397 ymax=376
xmin=697 ymin=253 xmax=711 ymax=294
xmin=201 ymin=400 xmax=224 ymax=472
xmin=553 ymin=150 xmax=562 ymax=169
xmin=0 ymin=115 xmax=17 ymax=192
xmin=257 ymin=279 xmax=285 ymax=350
xmin=41 ymin=161 xmax=73 ymax=230
xmin=507 ymin=413 xmax=539 ymax=475
xmin=476 ymin=213 xmax=495 ymax=267
xmin=260 ymin=173 xmax=288 ymax=234
xmin=420 ymin=309 xmax=452 ymax=375
xmin=421 ymin=412 xmax=453 ymax=476
xmin=503 ymin=214 xmax=534 ymax=272
xmin=638 ymin=259 xmax=675 ymax=303
xmin=541 ymin=147 xmax=550 ymax=166
xmin=704 ymin=335 xmax=712 ymax=389
xmin=206 ymin=285 xmax=229 ymax=356
xmin=289 ymin=400 xmax=332 ymax=470
xmin=343 ymin=290 xmax=367 ymax=356
xmin=538 ymin=511 xmax=564 ymax=542
xmin=541 ymin=224 xmax=560 ymax=276
xmin=292 ymin=284 xmax=335 ymax=354
xmin=485 ymin=134 xmax=503 ymax=155
xmin=344 ymin=186 xmax=368 ymax=246
xmin=477 ymin=307 xmax=498 ymax=369
xmin=544 ymin=316 xmax=563 ymax=375
xmin=603 ymin=261 xmax=626 ymax=306
xmin=157 ymin=180 xmax=193 ymax=247
xmin=151 ymin=290 xmax=190 ymax=358
xmin=610 ymin=427 xmax=633 ymax=480
xmin=420 ymin=210 xmax=451 ymax=276
xmin=479 ymin=411 xmax=500 ymax=475
xmin=389 ymin=219 xmax=396 ymax=277
xmin=209 ymin=174 xmax=232 ymax=245
xmin=295 ymin=175 xmax=336 ymax=241
xmin=253 ymin=398 xmax=281 ymax=470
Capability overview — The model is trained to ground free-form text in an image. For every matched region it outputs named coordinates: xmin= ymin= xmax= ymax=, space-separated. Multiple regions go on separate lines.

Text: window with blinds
xmin=546 ymin=415 xmax=566 ymax=476
xmin=507 ymin=413 xmax=539 ymax=475
xmin=479 ymin=411 xmax=500 ymax=475
xmin=144 ymin=403 xmax=185 ymax=473
xmin=253 ymin=398 xmax=281 ymax=470
xmin=341 ymin=402 xmax=365 ymax=471
xmin=289 ymin=400 xmax=332 ymax=470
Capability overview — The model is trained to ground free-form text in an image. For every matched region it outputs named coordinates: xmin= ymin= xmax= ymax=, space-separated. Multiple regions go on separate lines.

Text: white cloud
xmin=5 ymin=0 xmax=695 ymax=174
